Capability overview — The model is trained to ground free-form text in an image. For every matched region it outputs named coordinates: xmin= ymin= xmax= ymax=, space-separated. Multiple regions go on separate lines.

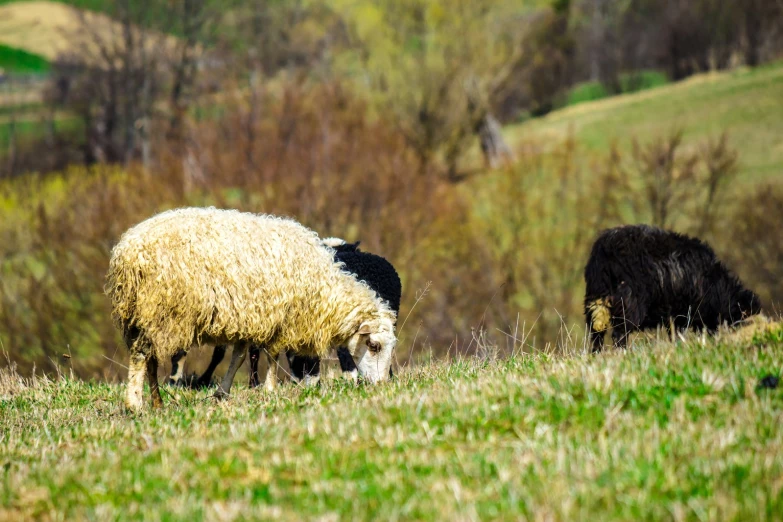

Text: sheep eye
xmin=366 ymin=339 xmax=381 ymax=353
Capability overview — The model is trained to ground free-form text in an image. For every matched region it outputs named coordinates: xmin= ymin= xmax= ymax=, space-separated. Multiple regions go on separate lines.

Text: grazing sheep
xmin=253 ymin=239 xmax=402 ymax=387
xmin=584 ymin=224 xmax=761 ymax=352
xmin=106 ymin=207 xmax=397 ymax=411
xmin=171 ymin=239 xmax=402 ymax=389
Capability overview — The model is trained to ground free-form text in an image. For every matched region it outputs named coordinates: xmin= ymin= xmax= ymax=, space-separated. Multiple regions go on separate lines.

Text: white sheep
xmin=105 ymin=207 xmax=397 ymax=411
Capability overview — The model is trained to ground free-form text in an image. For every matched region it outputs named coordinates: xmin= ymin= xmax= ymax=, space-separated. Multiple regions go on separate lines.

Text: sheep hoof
xmin=192 ymin=379 xmax=214 ymax=390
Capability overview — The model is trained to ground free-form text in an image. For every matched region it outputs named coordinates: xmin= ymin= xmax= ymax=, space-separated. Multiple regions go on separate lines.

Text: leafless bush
xmin=627 ymin=131 xmax=738 ymax=240
xmin=724 ymin=182 xmax=783 ymax=312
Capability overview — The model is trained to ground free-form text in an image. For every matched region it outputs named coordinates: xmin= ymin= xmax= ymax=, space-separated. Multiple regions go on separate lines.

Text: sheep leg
xmin=123 ymin=326 xmax=152 ymax=412
xmin=248 ymin=345 xmax=262 ymax=388
xmin=285 ymin=351 xmax=304 ymax=383
xmin=126 ymin=351 xmax=148 ymax=412
xmin=300 ymin=356 xmax=321 ymax=387
xmin=168 ymin=349 xmax=187 ymax=386
xmin=146 ymin=354 xmax=163 ymax=409
xmin=195 ymin=344 xmax=227 ymax=388
xmin=337 ymin=346 xmax=359 ymax=382
xmin=589 ymin=326 xmax=605 ymax=354
xmin=264 ymin=349 xmax=278 ymax=392
xmin=215 ymin=341 xmax=248 ymax=399
xmin=611 ymin=297 xmax=646 ymax=349
xmin=286 ymin=352 xmax=321 ymax=386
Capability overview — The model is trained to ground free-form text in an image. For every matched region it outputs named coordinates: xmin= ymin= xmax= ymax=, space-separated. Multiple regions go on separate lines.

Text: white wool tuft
xmin=321 ymin=237 xmax=348 ymax=248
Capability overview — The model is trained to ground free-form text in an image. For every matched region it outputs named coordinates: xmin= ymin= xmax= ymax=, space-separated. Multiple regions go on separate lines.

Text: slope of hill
xmin=506 ymin=61 xmax=783 ymax=183
xmin=0 ymin=1 xmax=179 ymax=65
xmin=2 ymin=319 xmax=782 ymax=520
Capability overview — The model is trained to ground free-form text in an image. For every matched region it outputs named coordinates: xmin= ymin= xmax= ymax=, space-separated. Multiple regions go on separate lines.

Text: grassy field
xmin=506 ymin=61 xmax=783 ymax=183
xmin=565 ymin=71 xmax=669 ymax=107
xmin=0 ymin=44 xmax=49 ymax=73
xmin=0 ymin=1 xmax=180 ymax=65
xmin=2 ymin=319 xmax=782 ymax=520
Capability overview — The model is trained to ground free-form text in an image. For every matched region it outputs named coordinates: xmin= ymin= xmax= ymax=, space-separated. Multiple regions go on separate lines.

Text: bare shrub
xmin=627 ymin=131 xmax=738 ymax=240
xmin=467 ymin=136 xmax=628 ymax=346
xmin=723 ymin=182 xmax=783 ymax=312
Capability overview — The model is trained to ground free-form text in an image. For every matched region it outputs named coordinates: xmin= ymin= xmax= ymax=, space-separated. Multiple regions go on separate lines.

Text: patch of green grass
xmin=1 ymin=324 xmax=782 ymax=520
xmin=0 ymin=44 xmax=50 ymax=73
xmin=0 ymin=115 xmax=82 ymax=148
xmin=506 ymin=61 xmax=783 ymax=183
xmin=0 ymin=0 xmax=114 ymax=11
xmin=566 ymin=70 xmax=669 ymax=106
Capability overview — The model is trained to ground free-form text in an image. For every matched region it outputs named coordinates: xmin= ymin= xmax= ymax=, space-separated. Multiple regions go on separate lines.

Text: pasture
xmin=0 ymin=1 xmax=180 ymax=65
xmin=2 ymin=320 xmax=782 ymax=520
xmin=505 ymin=61 xmax=783 ymax=184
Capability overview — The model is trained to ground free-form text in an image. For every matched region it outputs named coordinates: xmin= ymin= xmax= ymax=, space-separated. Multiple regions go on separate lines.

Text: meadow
xmin=0 ymin=2 xmax=781 ymax=519
xmin=1 ymin=319 xmax=782 ymax=520
xmin=506 ymin=61 xmax=783 ymax=184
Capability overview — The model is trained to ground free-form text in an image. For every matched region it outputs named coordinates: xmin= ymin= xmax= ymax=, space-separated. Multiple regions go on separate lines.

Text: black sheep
xmin=584 ymin=224 xmax=761 ymax=352
xmin=170 ymin=240 xmax=402 ymax=387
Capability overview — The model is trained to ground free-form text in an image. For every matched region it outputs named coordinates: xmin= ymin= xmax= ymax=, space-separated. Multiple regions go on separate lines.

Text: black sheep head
xmin=733 ymin=288 xmax=762 ymax=322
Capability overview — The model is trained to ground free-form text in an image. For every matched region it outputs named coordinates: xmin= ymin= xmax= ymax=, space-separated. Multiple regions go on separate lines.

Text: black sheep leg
xmin=248 ymin=345 xmax=262 ymax=388
xmin=168 ymin=349 xmax=188 ymax=385
xmin=337 ymin=346 xmax=358 ymax=380
xmin=285 ymin=351 xmax=321 ymax=385
xmin=193 ymin=344 xmax=227 ymax=388
xmin=589 ymin=325 xmax=606 ymax=354
xmin=611 ymin=296 xmax=646 ymax=349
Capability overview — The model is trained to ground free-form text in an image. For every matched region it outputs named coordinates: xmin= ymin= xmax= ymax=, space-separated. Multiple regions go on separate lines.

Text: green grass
xmin=2 ymin=320 xmax=782 ymax=520
xmin=0 ymin=0 xmax=114 ymax=11
xmin=0 ymin=115 xmax=82 ymax=148
xmin=506 ymin=61 xmax=783 ymax=183
xmin=566 ymin=70 xmax=669 ymax=107
xmin=0 ymin=44 xmax=50 ymax=73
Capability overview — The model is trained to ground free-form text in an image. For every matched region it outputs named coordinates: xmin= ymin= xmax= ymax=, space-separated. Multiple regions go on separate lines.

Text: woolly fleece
xmin=106 ymin=208 xmax=396 ymax=361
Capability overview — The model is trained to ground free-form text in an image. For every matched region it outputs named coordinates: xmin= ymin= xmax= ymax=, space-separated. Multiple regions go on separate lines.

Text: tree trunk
xmin=6 ymin=115 xmax=16 ymax=177
xmin=477 ymin=113 xmax=514 ymax=169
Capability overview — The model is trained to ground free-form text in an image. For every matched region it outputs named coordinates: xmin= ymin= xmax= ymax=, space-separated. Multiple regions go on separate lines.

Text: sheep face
xmin=346 ymin=316 xmax=396 ymax=383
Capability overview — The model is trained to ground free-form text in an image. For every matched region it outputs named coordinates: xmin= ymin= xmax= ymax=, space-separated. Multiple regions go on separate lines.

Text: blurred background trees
xmin=0 ymin=0 xmax=781 ymax=375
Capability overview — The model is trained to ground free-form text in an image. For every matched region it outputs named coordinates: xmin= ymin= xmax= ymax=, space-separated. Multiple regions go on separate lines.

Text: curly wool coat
xmin=107 ymin=208 xmax=396 ymax=410
xmin=584 ymin=224 xmax=761 ymax=352
xmin=279 ymin=241 xmax=402 ymax=383
xmin=171 ymin=241 xmax=403 ymax=388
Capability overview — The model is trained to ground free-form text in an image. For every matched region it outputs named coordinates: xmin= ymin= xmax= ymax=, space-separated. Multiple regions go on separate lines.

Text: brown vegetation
xmin=0 ymin=74 xmax=772 ymax=378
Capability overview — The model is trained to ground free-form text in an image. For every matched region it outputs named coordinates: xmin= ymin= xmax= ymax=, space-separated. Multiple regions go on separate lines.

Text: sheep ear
xmin=357 ymin=323 xmax=373 ymax=335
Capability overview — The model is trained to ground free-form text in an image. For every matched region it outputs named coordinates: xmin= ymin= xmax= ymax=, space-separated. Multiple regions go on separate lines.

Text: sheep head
xmin=346 ymin=314 xmax=396 ymax=383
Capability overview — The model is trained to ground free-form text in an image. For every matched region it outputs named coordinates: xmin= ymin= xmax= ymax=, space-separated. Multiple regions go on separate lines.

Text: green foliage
xmin=0 ymin=117 xmax=82 ymax=149
xmin=330 ymin=0 xmax=530 ymax=171
xmin=566 ymin=71 xmax=669 ymax=107
xmin=0 ymin=0 xmax=115 ymax=10
xmin=1 ymin=330 xmax=782 ymax=519
xmin=0 ymin=44 xmax=50 ymax=73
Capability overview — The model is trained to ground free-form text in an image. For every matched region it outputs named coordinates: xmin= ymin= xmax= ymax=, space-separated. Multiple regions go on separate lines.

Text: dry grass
xmin=1 ymin=320 xmax=782 ymax=520
xmin=0 ymin=1 xmax=179 ymax=65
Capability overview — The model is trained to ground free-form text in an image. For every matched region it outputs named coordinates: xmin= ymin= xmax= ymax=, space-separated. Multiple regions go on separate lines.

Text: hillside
xmin=505 ymin=61 xmax=783 ymax=183
xmin=0 ymin=1 xmax=179 ymax=65
xmin=2 ymin=319 xmax=782 ymax=520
